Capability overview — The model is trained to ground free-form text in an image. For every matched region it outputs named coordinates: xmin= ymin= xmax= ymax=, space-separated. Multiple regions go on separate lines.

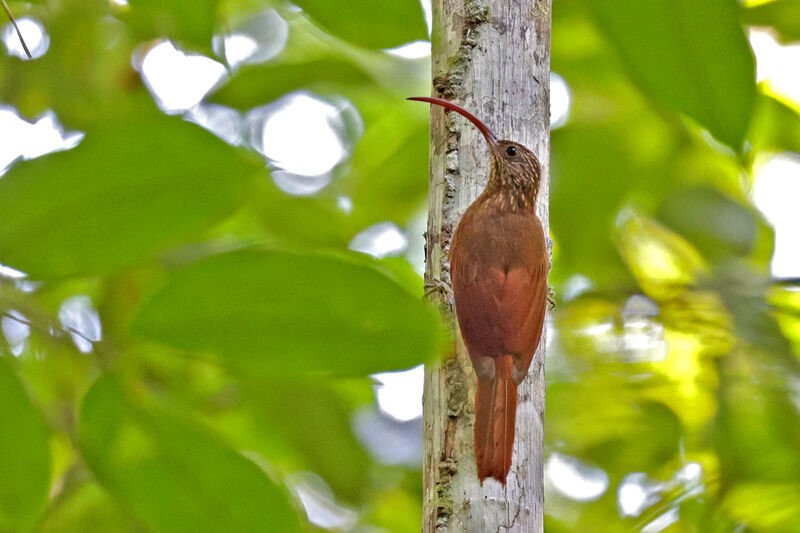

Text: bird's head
xmin=408 ymin=96 xmax=541 ymax=189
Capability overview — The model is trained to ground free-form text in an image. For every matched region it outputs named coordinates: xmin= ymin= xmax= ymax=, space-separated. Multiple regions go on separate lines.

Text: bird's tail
xmin=474 ymin=355 xmax=517 ymax=485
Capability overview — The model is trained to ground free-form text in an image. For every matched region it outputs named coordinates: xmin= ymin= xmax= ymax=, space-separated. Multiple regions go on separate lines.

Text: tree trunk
xmin=422 ymin=0 xmax=551 ymax=531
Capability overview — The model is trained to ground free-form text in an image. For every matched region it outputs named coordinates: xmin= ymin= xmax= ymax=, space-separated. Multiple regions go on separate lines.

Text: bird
xmin=409 ymin=96 xmax=549 ymax=484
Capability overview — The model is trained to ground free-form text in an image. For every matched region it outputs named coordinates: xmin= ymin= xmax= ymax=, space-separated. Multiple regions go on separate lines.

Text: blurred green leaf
xmin=716 ymin=264 xmax=798 ymax=368
xmin=347 ymin=104 xmax=429 ymax=226
xmin=291 ymin=0 xmax=427 ymax=49
xmin=211 ymin=57 xmax=376 ymax=110
xmin=246 ymin=380 xmax=371 ymax=503
xmin=772 ymin=286 xmax=800 ymax=353
xmin=551 ymin=123 xmax=654 ymax=287
xmin=616 ymin=210 xmax=707 ymax=301
xmin=586 ymin=0 xmax=756 ymax=148
xmin=657 ymin=187 xmax=761 ymax=264
xmin=749 ymin=93 xmax=800 ymax=154
xmin=371 ymin=256 xmax=426 ymax=296
xmin=210 ymin=10 xmax=420 ymax=109
xmin=41 ymin=482 xmax=146 ymax=533
xmin=253 ymin=182 xmax=355 ymax=248
xmin=724 ymin=483 xmax=800 ymax=532
xmin=587 ymin=401 xmax=682 ymax=473
xmin=547 ymin=382 xmax=682 ymax=472
xmin=122 ymin=0 xmax=219 ymax=51
xmin=0 ymin=115 xmax=259 ymax=279
xmin=15 ymin=333 xmax=96 ymax=433
xmin=131 ymin=248 xmax=446 ymax=377
xmin=742 ymin=0 xmax=800 ymax=43
xmin=0 ymin=358 xmax=51 ymax=532
xmin=716 ymin=353 xmax=800 ymax=485
xmin=678 ymin=499 xmax=748 ymax=533
xmin=370 ymin=488 xmax=423 ymax=533
xmin=210 ymin=14 xmax=428 ymax=111
xmin=79 ymin=373 xmax=303 ymax=533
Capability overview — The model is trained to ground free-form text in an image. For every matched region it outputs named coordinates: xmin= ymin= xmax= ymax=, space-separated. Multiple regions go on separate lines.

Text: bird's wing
xmin=451 ymin=213 xmax=548 ymax=376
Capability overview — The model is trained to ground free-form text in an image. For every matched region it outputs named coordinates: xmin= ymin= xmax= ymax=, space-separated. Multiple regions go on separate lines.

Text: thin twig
xmin=1 ymin=310 xmax=100 ymax=350
xmin=2 ymin=0 xmax=32 ymax=59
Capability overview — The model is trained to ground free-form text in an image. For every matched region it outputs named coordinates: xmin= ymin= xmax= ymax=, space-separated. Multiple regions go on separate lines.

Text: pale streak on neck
xmin=482 ymin=164 xmax=540 ymax=213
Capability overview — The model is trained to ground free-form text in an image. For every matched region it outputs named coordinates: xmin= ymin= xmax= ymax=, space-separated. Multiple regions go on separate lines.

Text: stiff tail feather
xmin=473 ymin=355 xmax=517 ymax=485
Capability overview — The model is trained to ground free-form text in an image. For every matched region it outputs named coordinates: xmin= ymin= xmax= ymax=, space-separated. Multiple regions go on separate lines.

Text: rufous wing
xmin=450 ymin=211 xmax=548 ymax=376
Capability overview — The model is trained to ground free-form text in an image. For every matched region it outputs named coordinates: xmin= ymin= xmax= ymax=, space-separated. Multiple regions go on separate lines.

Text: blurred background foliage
xmin=0 ymin=0 xmax=799 ymax=531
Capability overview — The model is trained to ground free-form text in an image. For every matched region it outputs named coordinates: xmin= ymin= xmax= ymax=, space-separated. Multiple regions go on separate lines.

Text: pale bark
xmin=422 ymin=1 xmax=551 ymax=531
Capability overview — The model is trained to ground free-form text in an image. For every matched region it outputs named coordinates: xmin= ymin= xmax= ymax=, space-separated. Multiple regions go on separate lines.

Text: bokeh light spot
xmin=138 ymin=40 xmax=227 ymax=114
xmin=0 ymin=107 xmax=83 ymax=174
xmin=246 ymin=92 xmax=358 ymax=186
xmin=2 ymin=17 xmax=49 ymax=59
xmin=753 ymin=152 xmax=800 ymax=277
xmin=1 ymin=310 xmax=29 ymax=356
xmin=59 ymin=296 xmax=102 ymax=353
xmin=373 ymin=364 xmax=424 ymax=421
xmin=352 ymin=407 xmax=422 ymax=465
xmin=186 ymin=104 xmax=243 ymax=145
xmin=550 ymin=72 xmax=572 ymax=129
xmin=546 ymin=452 xmax=609 ymax=501
xmin=349 ymin=222 xmax=409 ymax=259
xmin=212 ymin=9 xmax=289 ymax=69
xmin=750 ymin=29 xmax=800 ymax=107
xmin=287 ymin=473 xmax=358 ymax=530
xmin=386 ymin=40 xmax=431 ymax=58
xmin=617 ymin=472 xmax=662 ymax=517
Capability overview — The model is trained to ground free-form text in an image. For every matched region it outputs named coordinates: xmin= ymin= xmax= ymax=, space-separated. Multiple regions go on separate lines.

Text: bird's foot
xmin=424 ymin=278 xmax=454 ymax=307
xmin=547 ymin=286 xmax=556 ymax=310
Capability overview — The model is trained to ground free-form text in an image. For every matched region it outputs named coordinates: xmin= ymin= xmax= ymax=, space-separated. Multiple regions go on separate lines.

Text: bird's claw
xmin=425 ymin=278 xmax=453 ymax=297
xmin=425 ymin=278 xmax=454 ymax=307
xmin=547 ymin=286 xmax=556 ymax=310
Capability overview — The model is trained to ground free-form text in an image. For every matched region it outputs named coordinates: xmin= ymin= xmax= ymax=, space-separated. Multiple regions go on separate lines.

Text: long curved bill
xmin=408 ymin=96 xmax=498 ymax=148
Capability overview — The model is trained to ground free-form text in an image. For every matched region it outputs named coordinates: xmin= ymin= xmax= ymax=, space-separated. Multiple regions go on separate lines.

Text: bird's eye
xmin=506 ymin=146 xmax=517 ymax=156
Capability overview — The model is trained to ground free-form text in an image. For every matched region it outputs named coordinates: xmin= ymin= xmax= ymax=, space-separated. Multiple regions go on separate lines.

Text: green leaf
xmin=246 ymin=380 xmax=371 ymax=503
xmin=254 ymin=181 xmax=356 ymax=248
xmin=0 ymin=359 xmax=51 ymax=532
xmin=131 ymin=248 xmax=446 ymax=377
xmin=616 ymin=210 xmax=707 ymax=301
xmin=369 ymin=488 xmax=423 ymax=533
xmin=656 ymin=187 xmax=760 ymax=263
xmin=0 ymin=115 xmax=259 ymax=279
xmin=123 ymin=0 xmax=220 ymax=51
xmin=211 ymin=57 xmax=376 ymax=111
xmin=749 ymin=93 xmax=800 ymax=154
xmin=716 ymin=352 xmax=800 ymax=486
xmin=209 ymin=12 xmax=422 ymax=109
xmin=346 ymin=103 xmax=430 ymax=226
xmin=547 ymin=382 xmax=682 ymax=472
xmin=742 ymin=0 xmax=800 ymax=43
xmin=41 ymin=482 xmax=146 ymax=533
xmin=586 ymin=0 xmax=756 ymax=148
xmin=551 ymin=123 xmax=642 ymax=287
xmin=291 ymin=0 xmax=427 ymax=49
xmin=716 ymin=264 xmax=798 ymax=369
xmin=586 ymin=401 xmax=682 ymax=473
xmin=79 ymin=374 xmax=303 ymax=533
xmin=724 ymin=483 xmax=800 ymax=532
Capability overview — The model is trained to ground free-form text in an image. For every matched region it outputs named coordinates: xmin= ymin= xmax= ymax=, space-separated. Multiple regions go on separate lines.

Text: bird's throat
xmin=481 ymin=167 xmax=539 ymax=213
